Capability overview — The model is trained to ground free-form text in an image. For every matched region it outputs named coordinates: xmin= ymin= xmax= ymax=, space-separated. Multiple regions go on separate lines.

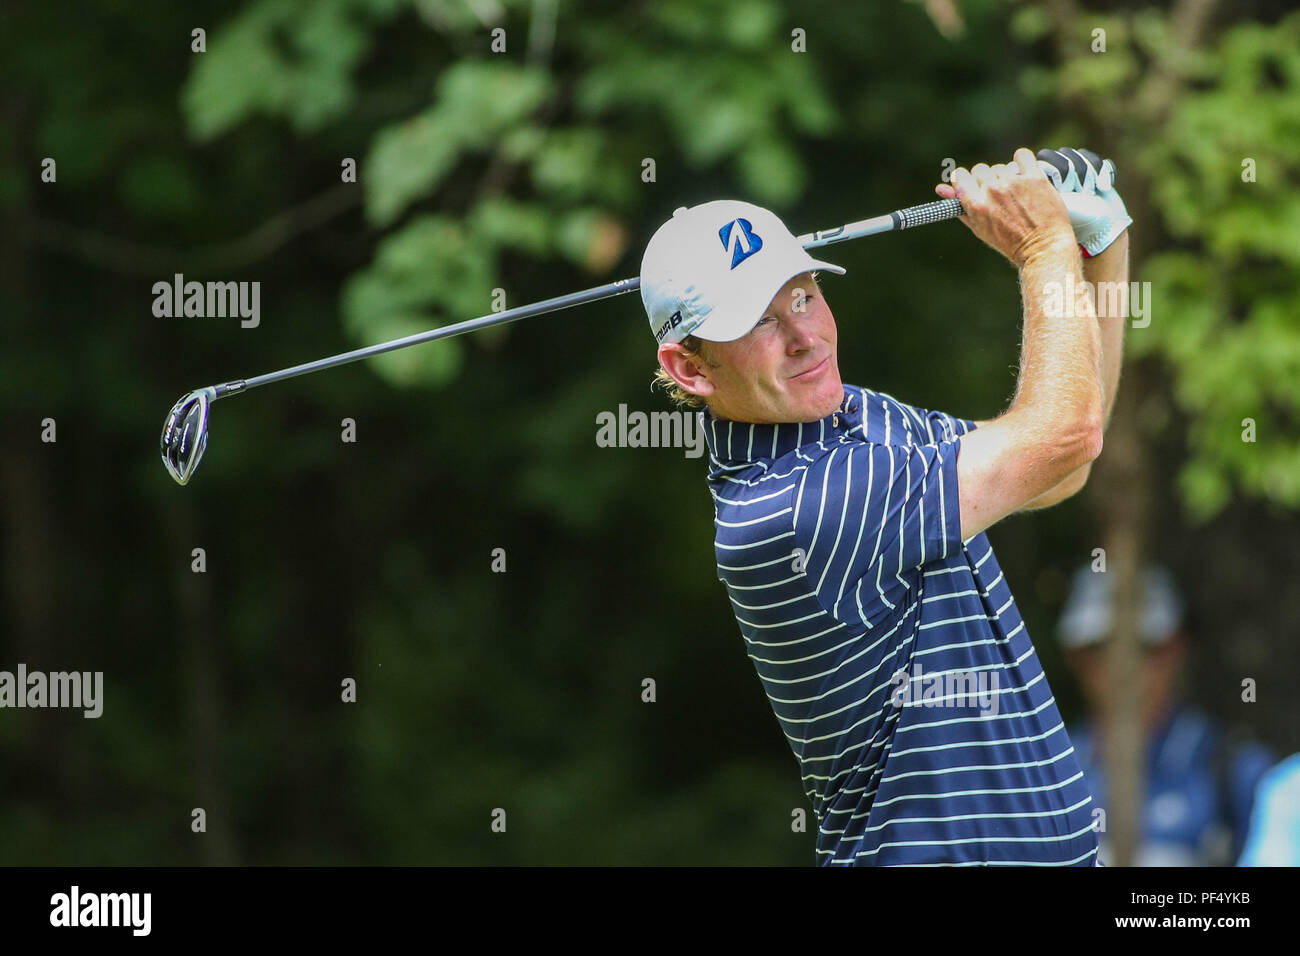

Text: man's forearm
xmin=1017 ymin=232 xmax=1129 ymax=511
xmin=1083 ymin=231 xmax=1128 ymax=429
xmin=1006 ymin=238 xmax=1105 ymax=455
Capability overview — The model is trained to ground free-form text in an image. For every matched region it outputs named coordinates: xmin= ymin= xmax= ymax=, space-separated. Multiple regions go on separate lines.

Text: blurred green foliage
xmin=1141 ymin=12 xmax=1300 ymax=516
xmin=1012 ymin=6 xmax=1300 ymax=518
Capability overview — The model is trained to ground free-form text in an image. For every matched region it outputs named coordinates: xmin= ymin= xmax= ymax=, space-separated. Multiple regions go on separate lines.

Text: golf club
xmin=160 ymin=196 xmax=966 ymax=485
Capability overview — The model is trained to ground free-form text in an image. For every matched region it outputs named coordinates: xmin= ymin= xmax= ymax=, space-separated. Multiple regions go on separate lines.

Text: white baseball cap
xmin=640 ymin=200 xmax=846 ymax=346
xmin=1057 ymin=565 xmax=1184 ymax=649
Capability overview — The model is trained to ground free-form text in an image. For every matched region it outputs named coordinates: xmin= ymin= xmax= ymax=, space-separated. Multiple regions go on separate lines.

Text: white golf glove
xmin=1036 ymin=147 xmax=1132 ymax=257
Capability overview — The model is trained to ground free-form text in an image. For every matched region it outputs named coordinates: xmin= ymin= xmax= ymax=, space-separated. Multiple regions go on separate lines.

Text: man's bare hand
xmin=936 ymin=147 xmax=1075 ymax=269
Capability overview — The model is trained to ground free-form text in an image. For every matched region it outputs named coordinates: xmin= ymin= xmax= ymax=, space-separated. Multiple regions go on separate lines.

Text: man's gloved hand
xmin=1035 ymin=147 xmax=1132 ymax=257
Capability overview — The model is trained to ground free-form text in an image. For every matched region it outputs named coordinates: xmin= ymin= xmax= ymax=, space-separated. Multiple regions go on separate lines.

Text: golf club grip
xmin=892 ymin=197 xmax=964 ymax=230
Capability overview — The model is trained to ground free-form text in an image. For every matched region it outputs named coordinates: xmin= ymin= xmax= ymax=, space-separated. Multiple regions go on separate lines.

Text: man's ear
xmin=658 ymin=342 xmax=717 ymax=400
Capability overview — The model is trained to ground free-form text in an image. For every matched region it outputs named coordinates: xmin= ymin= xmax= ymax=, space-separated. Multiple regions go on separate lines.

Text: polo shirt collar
xmin=703 ymin=386 xmax=861 ymax=466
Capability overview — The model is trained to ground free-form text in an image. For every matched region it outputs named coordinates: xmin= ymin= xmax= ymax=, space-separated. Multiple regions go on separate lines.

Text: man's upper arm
xmin=956 ymin=410 xmax=1102 ymax=538
xmin=792 ymin=438 xmax=965 ymax=626
xmin=972 ymin=417 xmax=1095 ymax=513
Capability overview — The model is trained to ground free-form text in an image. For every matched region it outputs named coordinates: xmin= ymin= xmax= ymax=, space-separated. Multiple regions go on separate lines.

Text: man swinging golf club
xmin=644 ymin=146 xmax=1131 ymax=865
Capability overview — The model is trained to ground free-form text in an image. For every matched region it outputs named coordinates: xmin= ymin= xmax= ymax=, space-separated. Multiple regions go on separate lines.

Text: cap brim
xmin=692 ymin=258 xmax=846 ymax=343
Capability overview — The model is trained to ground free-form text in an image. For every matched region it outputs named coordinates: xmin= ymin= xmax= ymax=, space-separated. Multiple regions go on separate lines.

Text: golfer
xmin=641 ymin=147 xmax=1131 ymax=865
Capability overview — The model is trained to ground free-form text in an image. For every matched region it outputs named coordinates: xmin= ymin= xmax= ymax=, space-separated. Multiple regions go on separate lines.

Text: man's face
xmin=661 ymin=272 xmax=844 ymax=424
xmin=1068 ymin=634 xmax=1185 ymax=735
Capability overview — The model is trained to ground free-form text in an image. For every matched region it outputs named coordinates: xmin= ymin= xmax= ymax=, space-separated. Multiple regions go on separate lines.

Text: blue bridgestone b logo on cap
xmin=654 ymin=309 xmax=683 ymax=343
xmin=719 ymin=218 xmax=763 ymax=269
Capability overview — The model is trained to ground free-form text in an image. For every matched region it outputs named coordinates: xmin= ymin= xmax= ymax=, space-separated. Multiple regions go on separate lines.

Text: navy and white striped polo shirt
xmin=703 ymin=384 xmax=1099 ymax=866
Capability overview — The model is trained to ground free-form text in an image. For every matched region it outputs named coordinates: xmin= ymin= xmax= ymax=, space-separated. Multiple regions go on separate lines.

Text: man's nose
xmin=785 ymin=318 xmax=817 ymax=351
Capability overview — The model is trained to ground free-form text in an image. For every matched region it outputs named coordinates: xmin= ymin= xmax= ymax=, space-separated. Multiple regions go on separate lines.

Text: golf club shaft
xmin=797 ymin=198 xmax=963 ymax=249
xmin=212 ymin=277 xmax=642 ymax=398
xmin=209 ymin=196 xmax=965 ymax=401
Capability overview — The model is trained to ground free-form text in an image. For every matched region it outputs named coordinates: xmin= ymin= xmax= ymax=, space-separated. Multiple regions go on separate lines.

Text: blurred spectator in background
xmin=1238 ymin=753 xmax=1300 ymax=866
xmin=1058 ymin=566 xmax=1275 ymax=866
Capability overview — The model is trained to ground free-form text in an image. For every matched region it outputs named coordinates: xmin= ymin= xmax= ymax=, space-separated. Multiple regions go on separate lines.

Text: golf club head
xmin=160 ymin=387 xmax=214 ymax=485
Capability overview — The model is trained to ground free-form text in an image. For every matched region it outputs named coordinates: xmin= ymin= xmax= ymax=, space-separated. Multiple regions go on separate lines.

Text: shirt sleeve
xmin=869 ymin=388 xmax=979 ymax=443
xmin=922 ymin=405 xmax=979 ymax=442
xmin=792 ymin=437 xmax=965 ymax=628
xmin=1237 ymin=754 xmax=1300 ymax=866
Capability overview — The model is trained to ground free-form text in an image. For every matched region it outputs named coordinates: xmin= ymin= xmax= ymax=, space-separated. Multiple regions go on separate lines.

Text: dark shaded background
xmin=3 ymin=0 xmax=1298 ymax=864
